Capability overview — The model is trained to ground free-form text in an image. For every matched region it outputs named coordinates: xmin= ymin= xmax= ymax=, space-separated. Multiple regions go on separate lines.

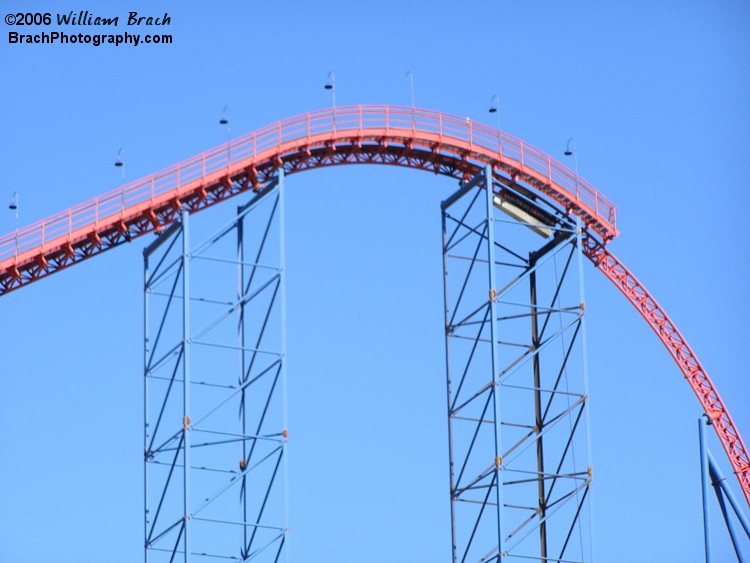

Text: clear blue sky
xmin=1 ymin=1 xmax=748 ymax=561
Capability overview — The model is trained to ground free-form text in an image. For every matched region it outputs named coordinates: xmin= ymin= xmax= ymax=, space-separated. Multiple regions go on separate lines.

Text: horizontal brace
xmin=156 ymin=435 xmax=282 ymax=453
xmin=149 ymin=459 xmax=237 ymax=475
xmin=445 ymin=252 xmax=490 ymax=265
xmin=147 ymin=546 xmax=238 ymax=560
xmin=502 ymin=503 xmax=540 ymax=511
xmin=447 ymin=333 xmax=491 ymax=344
xmin=453 ymin=482 xmax=496 ymax=497
xmin=451 ymin=323 xmax=520 ymax=342
xmin=451 ymin=415 xmax=496 ymax=425
xmin=503 ymin=467 xmax=590 ymax=477
xmin=192 ymin=427 xmax=285 ymax=442
xmin=146 ymin=291 xmax=234 ymax=307
xmin=498 ymin=552 xmax=589 ymax=563
xmin=191 ymin=340 xmax=281 ymax=357
xmin=146 ymin=374 xmax=236 ymax=390
xmin=446 ymin=252 xmax=527 ymax=269
xmin=191 ymin=516 xmax=285 ymax=532
xmin=454 ymin=498 xmax=498 ymax=507
xmin=501 ymin=382 xmax=586 ymax=399
xmin=189 ymin=254 xmax=279 ymax=271
xmin=503 ymin=471 xmax=590 ymax=487
xmin=493 ymin=299 xmax=581 ymax=316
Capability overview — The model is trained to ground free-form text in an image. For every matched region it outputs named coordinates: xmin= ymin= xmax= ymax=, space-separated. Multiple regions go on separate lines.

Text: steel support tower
xmin=442 ymin=166 xmax=593 ymax=562
xmin=143 ymin=172 xmax=288 ymax=562
xmin=1 ymin=105 xmax=749 ymax=561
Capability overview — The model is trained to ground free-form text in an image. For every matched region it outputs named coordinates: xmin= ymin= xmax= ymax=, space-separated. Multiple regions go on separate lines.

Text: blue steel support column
xmin=144 ymin=219 xmax=184 ymax=562
xmin=279 ymin=168 xmax=290 ymax=561
xmin=711 ymin=476 xmax=745 ymax=562
xmin=484 ymin=164 xmax=505 ymax=559
xmin=144 ymin=251 xmax=150 ymax=563
xmin=705 ymin=437 xmax=750 ymax=561
xmin=441 ymin=200 xmax=458 ymax=562
xmin=576 ymin=216 xmax=595 ymax=562
xmin=700 ymin=417 xmax=712 ymax=563
xmin=707 ymin=450 xmax=750 ymax=540
xmin=181 ymin=209 xmax=192 ymax=563
xmin=237 ymin=205 xmax=247 ymax=552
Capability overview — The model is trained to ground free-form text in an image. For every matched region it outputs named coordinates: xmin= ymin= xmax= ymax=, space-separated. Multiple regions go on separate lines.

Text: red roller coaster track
xmin=1 ymin=105 xmax=747 ymax=506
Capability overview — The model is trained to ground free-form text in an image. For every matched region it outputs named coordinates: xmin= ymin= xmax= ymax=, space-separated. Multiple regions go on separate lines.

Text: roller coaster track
xmin=1 ymin=104 xmax=747 ymax=506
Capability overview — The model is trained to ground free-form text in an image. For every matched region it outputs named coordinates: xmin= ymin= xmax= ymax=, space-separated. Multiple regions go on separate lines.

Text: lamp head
xmin=489 ymin=94 xmax=499 ymax=114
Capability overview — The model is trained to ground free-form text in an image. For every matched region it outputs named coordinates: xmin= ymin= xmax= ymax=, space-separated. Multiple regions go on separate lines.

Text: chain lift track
xmin=1 ymin=105 xmax=747 ymax=506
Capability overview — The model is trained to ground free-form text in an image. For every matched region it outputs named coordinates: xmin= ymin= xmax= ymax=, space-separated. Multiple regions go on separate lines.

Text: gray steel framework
xmin=442 ymin=166 xmax=593 ymax=562
xmin=143 ymin=172 xmax=288 ymax=562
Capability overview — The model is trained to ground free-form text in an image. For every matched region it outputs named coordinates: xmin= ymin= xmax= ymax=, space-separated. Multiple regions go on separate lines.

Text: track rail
xmin=583 ymin=237 xmax=750 ymax=506
xmin=0 ymin=105 xmax=616 ymax=294
xmin=1 ymin=104 xmax=747 ymax=505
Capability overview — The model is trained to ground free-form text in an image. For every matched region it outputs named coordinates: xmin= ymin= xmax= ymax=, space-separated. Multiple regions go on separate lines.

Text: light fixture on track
xmin=324 ymin=71 xmax=336 ymax=108
xmin=489 ymin=94 xmax=501 ymax=130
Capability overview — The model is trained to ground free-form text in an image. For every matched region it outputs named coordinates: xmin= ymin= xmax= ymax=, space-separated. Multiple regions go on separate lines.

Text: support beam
xmin=700 ymin=417 xmax=713 ymax=563
xmin=442 ymin=169 xmax=592 ymax=562
xmin=485 ymin=165 xmax=506 ymax=560
xmin=181 ymin=209 xmax=192 ymax=563
xmin=700 ymin=417 xmax=750 ymax=562
xmin=145 ymin=174 xmax=287 ymax=562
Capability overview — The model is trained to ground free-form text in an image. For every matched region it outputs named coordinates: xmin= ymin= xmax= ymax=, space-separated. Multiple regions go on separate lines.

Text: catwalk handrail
xmin=0 ymin=105 xmax=616 ymax=265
